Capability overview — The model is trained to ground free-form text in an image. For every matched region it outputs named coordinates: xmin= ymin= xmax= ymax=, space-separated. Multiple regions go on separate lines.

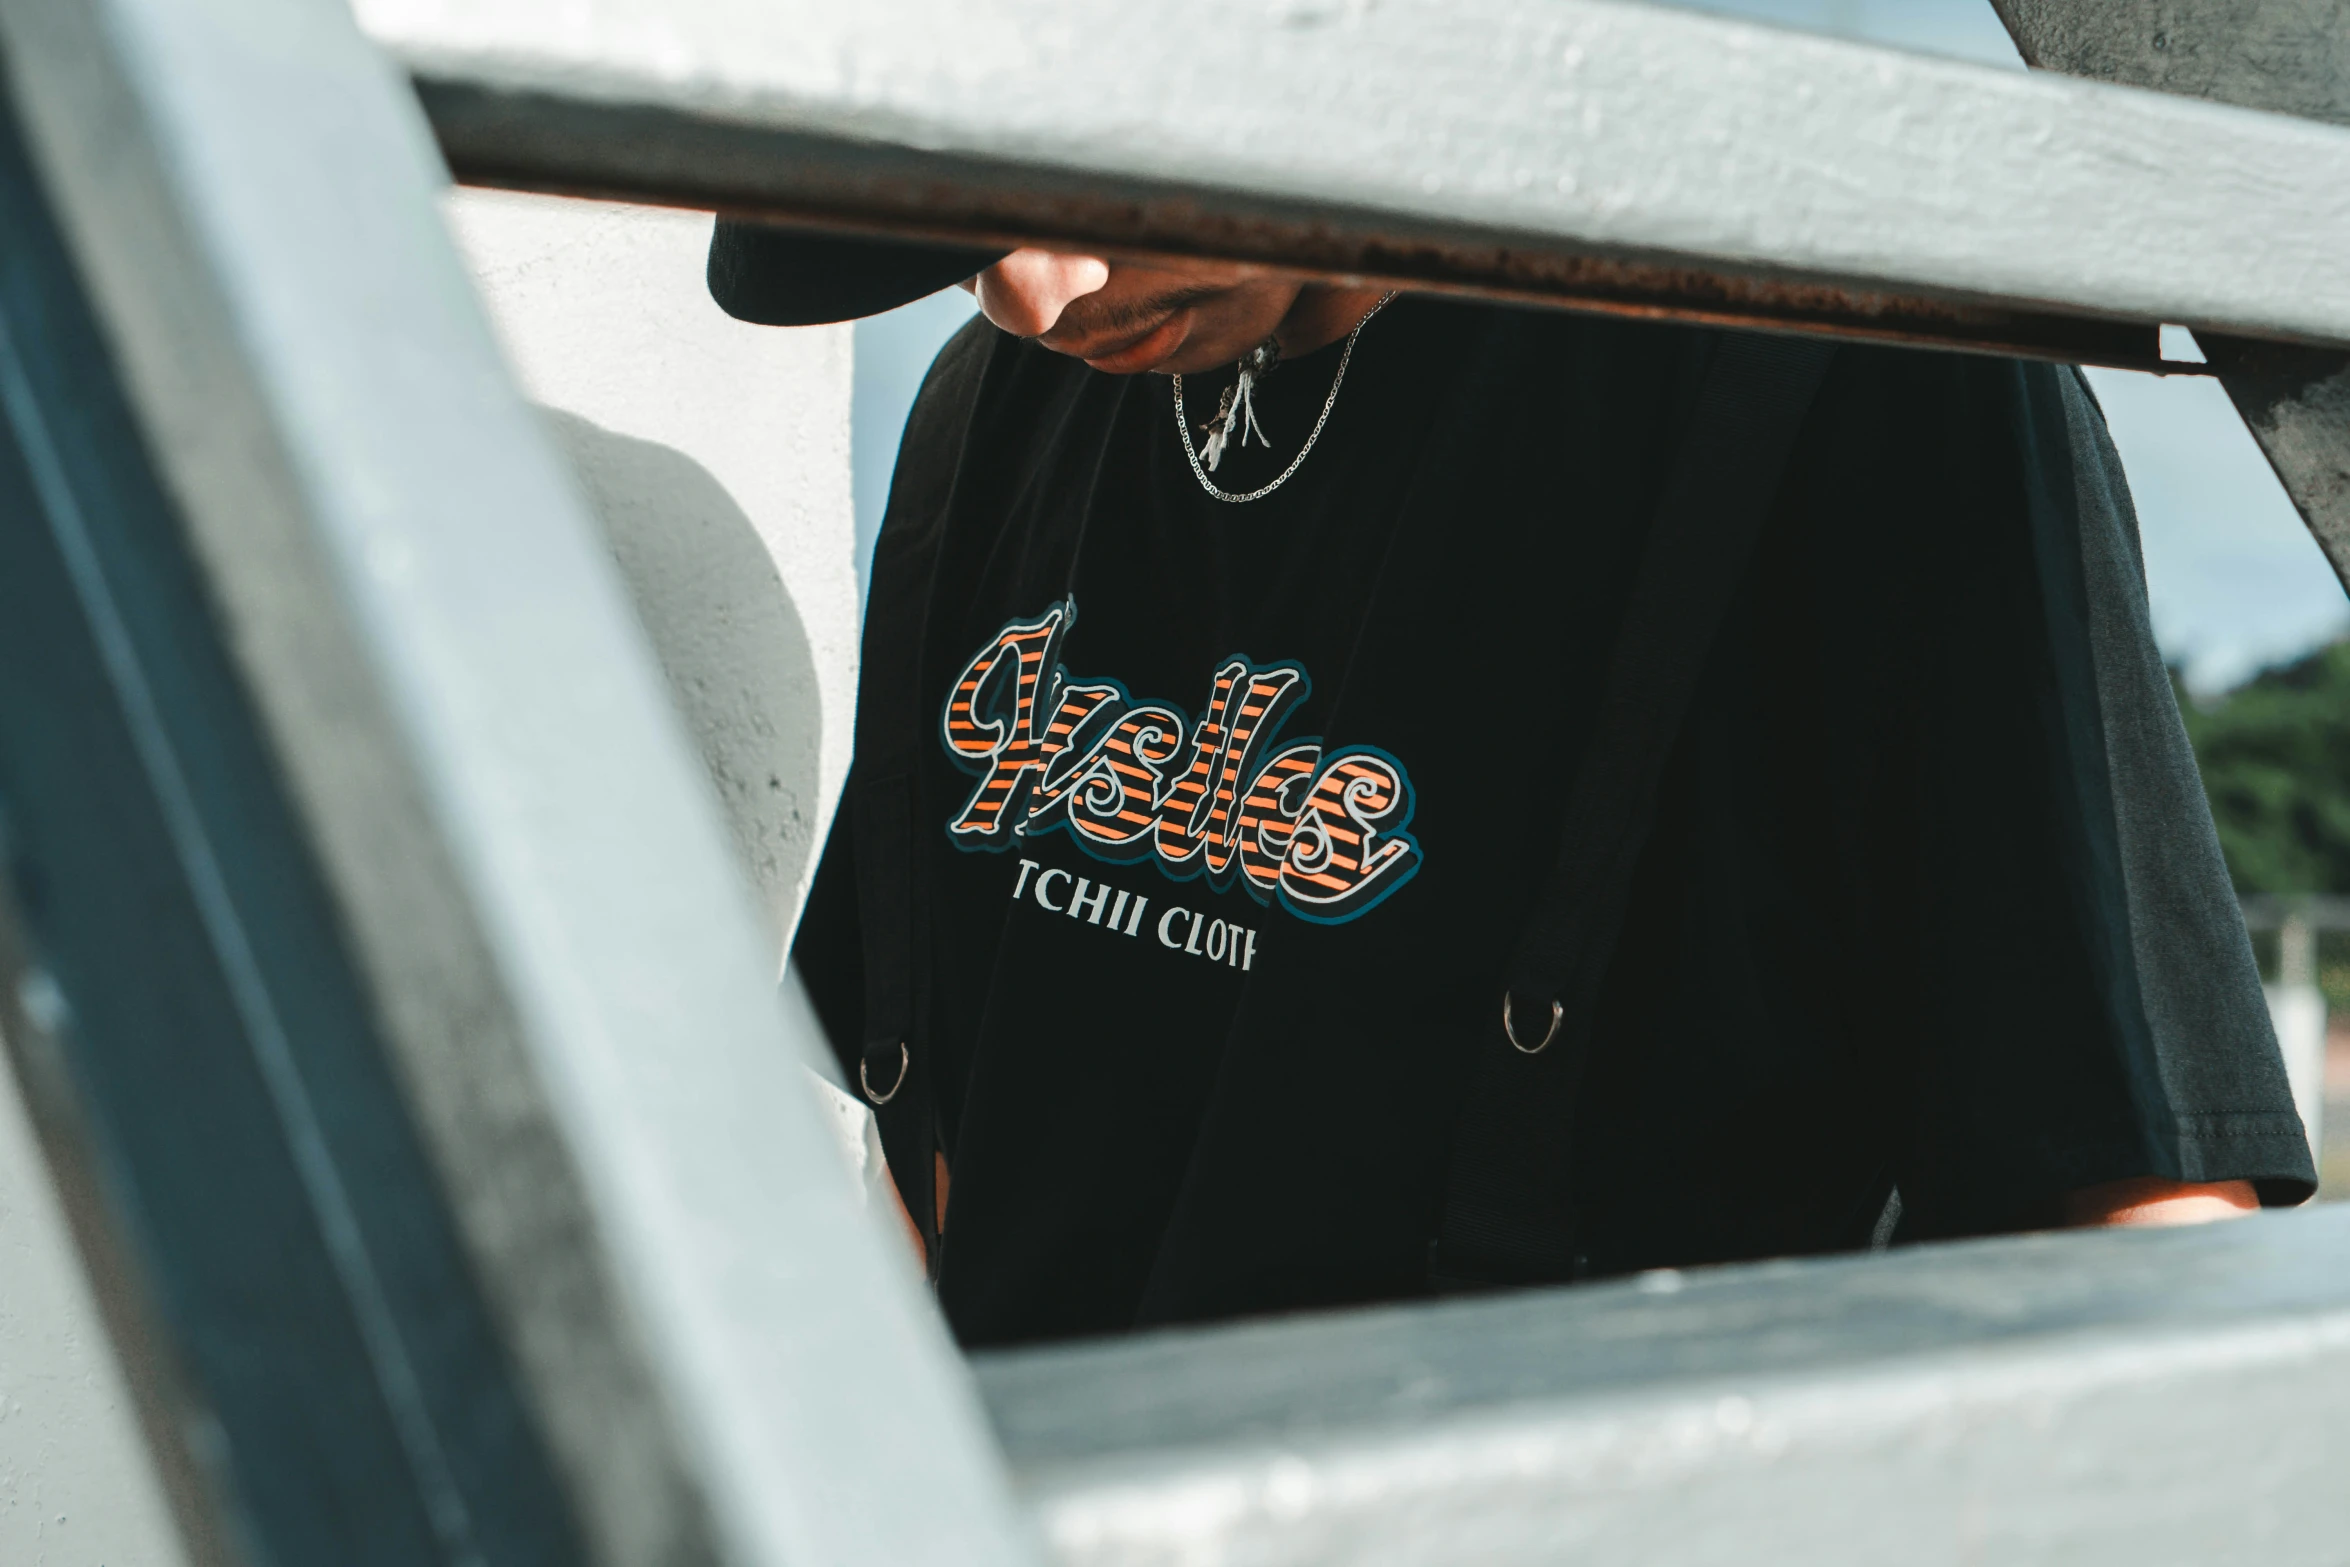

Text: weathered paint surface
xmin=0 ymin=0 xmax=1035 ymax=1560
xmin=2211 ymin=337 xmax=2350 ymax=595
xmin=1995 ymin=0 xmax=2350 ymax=127
xmin=357 ymin=0 xmax=2350 ymax=353
xmin=979 ymin=1213 xmax=2350 ymax=1566
xmin=1991 ymin=1 xmax=2350 ymax=598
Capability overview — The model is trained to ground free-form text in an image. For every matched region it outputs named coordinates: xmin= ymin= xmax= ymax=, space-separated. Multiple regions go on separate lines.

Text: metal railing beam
xmin=356 ymin=0 xmax=2350 ymax=370
xmin=978 ymin=1211 xmax=2350 ymax=1566
xmin=0 ymin=0 xmax=1036 ymax=1560
xmin=1993 ymin=0 xmax=2350 ymax=606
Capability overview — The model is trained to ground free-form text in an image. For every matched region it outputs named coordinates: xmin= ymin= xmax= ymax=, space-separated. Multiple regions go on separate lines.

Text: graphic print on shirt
xmin=939 ymin=597 xmax=1422 ymax=924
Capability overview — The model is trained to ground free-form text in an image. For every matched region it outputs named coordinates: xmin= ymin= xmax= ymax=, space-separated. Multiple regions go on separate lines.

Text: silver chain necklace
xmin=1171 ymin=291 xmax=1396 ymax=504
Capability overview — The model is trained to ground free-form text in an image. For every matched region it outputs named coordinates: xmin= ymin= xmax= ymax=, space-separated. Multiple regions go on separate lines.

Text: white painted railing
xmin=2 ymin=0 xmax=2347 ymax=1564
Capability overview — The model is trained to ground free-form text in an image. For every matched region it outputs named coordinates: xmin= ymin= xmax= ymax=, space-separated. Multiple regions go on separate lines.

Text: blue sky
xmin=851 ymin=0 xmax=2345 ymax=692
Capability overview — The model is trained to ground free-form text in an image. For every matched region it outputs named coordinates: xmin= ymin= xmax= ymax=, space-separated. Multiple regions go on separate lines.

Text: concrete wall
xmin=444 ymin=189 xmax=860 ymax=966
xmin=2268 ymin=983 xmax=2329 ymax=1160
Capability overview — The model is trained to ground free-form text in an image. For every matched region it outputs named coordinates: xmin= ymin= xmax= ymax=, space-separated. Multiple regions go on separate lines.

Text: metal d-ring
xmin=1502 ymin=992 xmax=1563 ymax=1055
xmin=860 ymin=1041 xmax=910 ymax=1106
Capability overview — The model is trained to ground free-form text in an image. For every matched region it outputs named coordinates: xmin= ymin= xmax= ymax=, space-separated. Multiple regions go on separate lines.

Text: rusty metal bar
xmin=403 ymin=79 xmax=2167 ymax=372
xmin=356 ymin=0 xmax=2350 ymax=371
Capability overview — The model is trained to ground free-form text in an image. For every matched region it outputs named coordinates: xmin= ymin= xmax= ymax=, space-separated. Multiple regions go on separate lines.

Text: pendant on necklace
xmin=1196 ymin=337 xmax=1281 ymax=472
xmin=1170 ymin=289 xmax=1392 ymax=505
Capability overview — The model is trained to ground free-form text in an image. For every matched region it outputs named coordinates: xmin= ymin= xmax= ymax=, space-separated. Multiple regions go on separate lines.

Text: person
xmin=711 ymin=223 xmax=2315 ymax=1350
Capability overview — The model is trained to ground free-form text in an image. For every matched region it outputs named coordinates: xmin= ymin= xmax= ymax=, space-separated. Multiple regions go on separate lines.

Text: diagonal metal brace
xmin=1993 ymin=0 xmax=2350 ymax=595
xmin=2204 ymin=336 xmax=2350 ymax=593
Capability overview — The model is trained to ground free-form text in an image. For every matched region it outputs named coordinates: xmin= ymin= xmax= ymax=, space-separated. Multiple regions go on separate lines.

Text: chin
xmin=1073 ymin=323 xmax=1173 ymax=374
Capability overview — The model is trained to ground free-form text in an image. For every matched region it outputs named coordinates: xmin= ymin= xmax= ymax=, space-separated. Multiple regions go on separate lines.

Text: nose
xmin=974 ymin=248 xmax=1112 ymax=338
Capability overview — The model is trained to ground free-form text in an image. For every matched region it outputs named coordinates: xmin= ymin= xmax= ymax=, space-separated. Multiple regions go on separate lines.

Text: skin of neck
xmin=965 ymin=247 xmax=1388 ymax=376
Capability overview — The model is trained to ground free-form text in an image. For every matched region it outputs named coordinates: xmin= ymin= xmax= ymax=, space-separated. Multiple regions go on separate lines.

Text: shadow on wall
xmin=539 ymin=407 xmax=823 ymax=959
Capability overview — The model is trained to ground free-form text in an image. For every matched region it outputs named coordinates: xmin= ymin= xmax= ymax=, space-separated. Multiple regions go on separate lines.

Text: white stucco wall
xmin=444 ymin=189 xmax=860 ymax=965
xmin=0 ymin=1024 xmax=186 ymax=1567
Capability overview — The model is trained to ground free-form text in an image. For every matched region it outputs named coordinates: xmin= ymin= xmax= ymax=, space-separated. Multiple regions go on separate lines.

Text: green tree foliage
xmin=2180 ymin=640 xmax=2350 ymax=895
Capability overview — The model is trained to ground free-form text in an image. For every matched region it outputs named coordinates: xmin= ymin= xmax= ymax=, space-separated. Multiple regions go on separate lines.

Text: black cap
xmin=707 ymin=219 xmax=1007 ymax=326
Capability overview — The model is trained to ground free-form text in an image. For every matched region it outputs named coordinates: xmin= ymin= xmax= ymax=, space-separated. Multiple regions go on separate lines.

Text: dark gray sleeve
xmin=1896 ymin=361 xmax=2313 ymax=1235
xmin=2060 ymin=368 xmax=2309 ymax=1182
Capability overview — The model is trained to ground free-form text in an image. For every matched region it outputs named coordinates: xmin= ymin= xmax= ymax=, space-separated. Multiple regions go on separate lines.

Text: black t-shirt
xmin=792 ymin=298 xmax=2315 ymax=1349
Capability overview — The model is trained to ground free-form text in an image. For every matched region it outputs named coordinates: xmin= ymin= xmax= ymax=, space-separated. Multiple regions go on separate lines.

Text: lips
xmin=1075 ymin=311 xmax=1190 ymax=374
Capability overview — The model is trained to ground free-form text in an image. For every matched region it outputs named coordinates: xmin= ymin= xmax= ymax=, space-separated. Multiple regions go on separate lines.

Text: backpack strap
xmin=1430 ymin=332 xmax=1837 ymax=1290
